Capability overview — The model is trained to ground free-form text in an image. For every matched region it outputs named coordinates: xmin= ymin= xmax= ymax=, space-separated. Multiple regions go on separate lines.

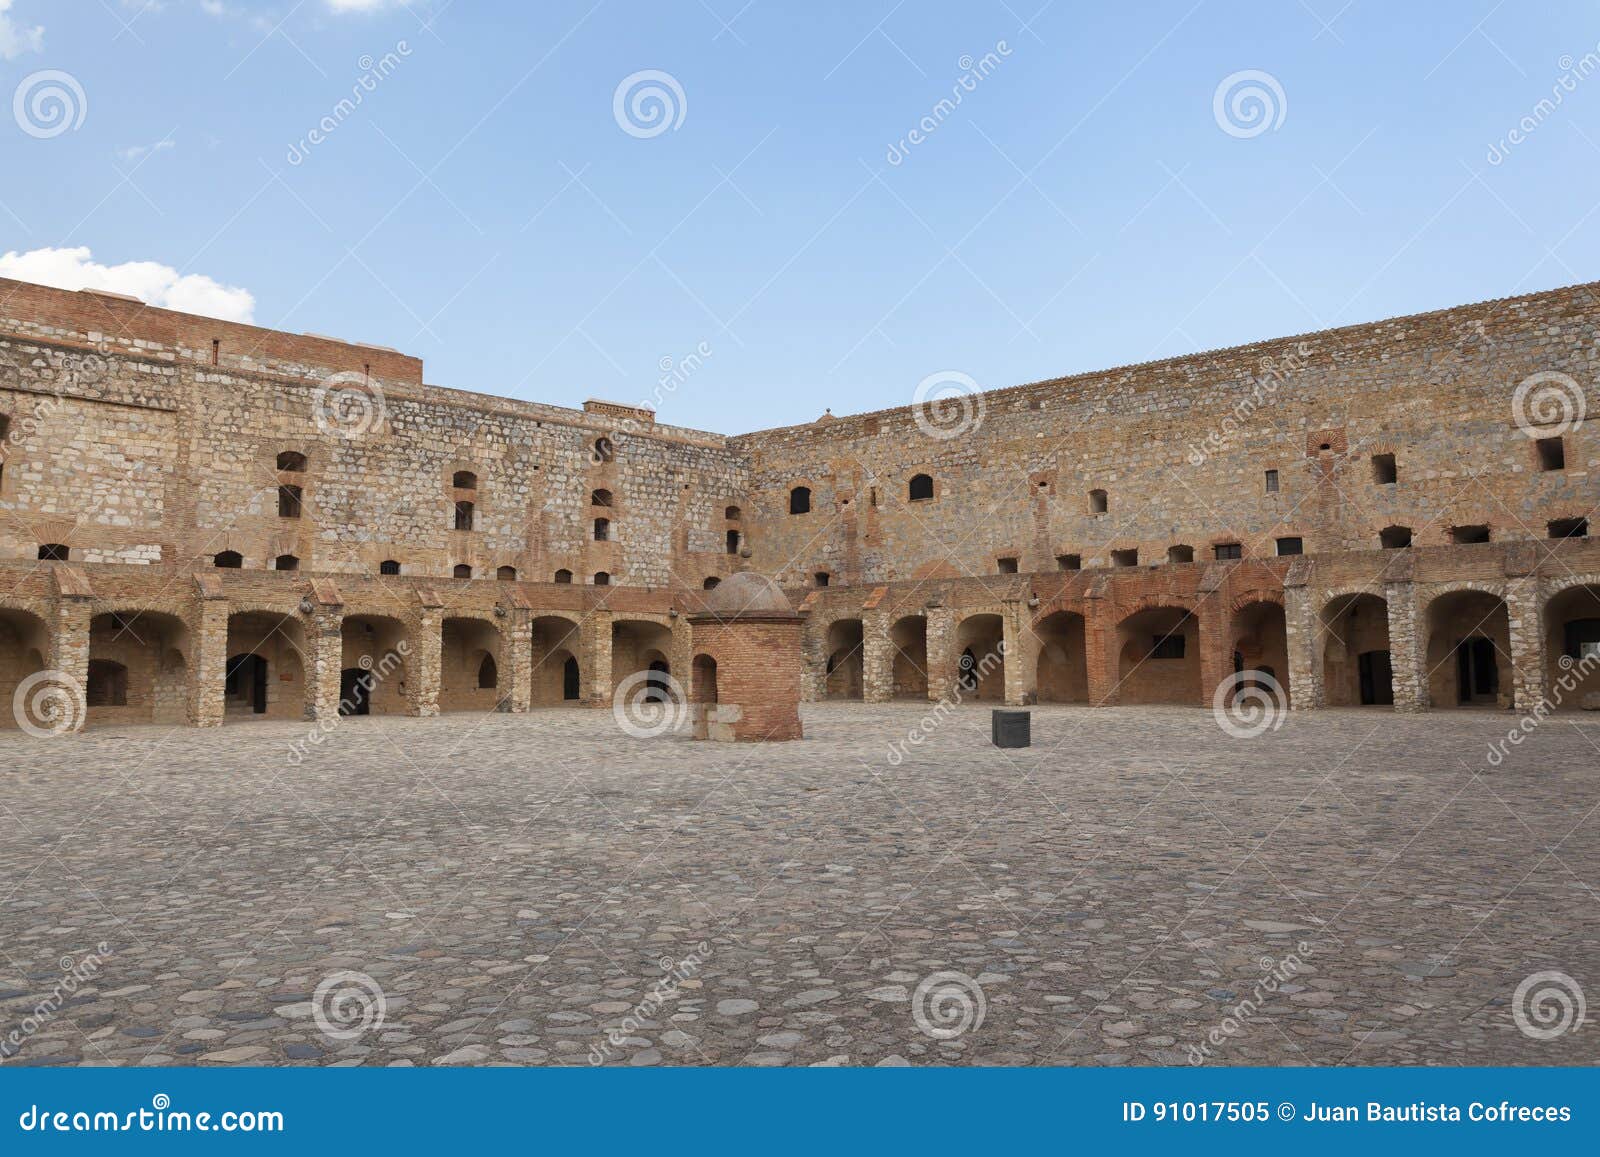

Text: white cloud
xmin=116 ymin=137 xmax=176 ymax=163
xmin=0 ymin=0 xmax=44 ymax=60
xmin=325 ymin=0 xmax=416 ymax=13
xmin=0 ymin=246 xmax=256 ymax=323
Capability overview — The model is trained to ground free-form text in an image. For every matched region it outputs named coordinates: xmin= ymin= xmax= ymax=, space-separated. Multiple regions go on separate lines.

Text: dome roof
xmin=695 ymin=571 xmax=796 ymax=617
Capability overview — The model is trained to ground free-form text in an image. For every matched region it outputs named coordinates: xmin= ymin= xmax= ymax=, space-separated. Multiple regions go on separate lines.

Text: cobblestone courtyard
xmin=1 ymin=704 xmax=1596 ymax=1067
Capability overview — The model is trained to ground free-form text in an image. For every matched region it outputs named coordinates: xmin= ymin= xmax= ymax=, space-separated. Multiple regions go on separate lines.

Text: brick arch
xmin=1420 ymin=580 xmax=1508 ymax=612
xmin=1542 ymin=572 xmax=1600 ymax=600
xmin=1029 ymin=598 xmax=1089 ymax=629
xmin=222 ymin=598 xmax=307 ymax=619
xmin=1228 ymin=589 xmax=1284 ymax=614
xmin=1113 ymin=596 xmax=1197 ymax=625
xmin=1315 ymin=583 xmax=1388 ymax=612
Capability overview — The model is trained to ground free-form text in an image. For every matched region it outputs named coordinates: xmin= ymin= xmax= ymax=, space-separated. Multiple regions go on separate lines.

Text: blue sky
xmin=2 ymin=1 xmax=1598 ymax=433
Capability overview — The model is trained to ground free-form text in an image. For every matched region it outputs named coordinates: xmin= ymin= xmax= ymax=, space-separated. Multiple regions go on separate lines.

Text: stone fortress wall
xmin=3 ymin=274 xmax=1599 ymax=731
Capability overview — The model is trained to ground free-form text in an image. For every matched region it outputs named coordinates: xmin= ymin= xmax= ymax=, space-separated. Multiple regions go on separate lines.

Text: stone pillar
xmin=407 ymin=610 xmax=441 ymax=717
xmin=1507 ymin=576 xmax=1546 ymax=712
xmin=799 ymin=617 xmax=826 ymax=702
xmin=924 ymin=605 xmax=956 ymax=702
xmin=503 ymin=608 xmax=532 ymax=713
xmin=1196 ymin=594 xmax=1231 ymax=709
xmin=862 ymin=609 xmax=893 ymax=703
xmin=48 ymin=596 xmax=91 ymax=731
xmin=303 ymin=607 xmax=344 ymax=722
xmin=190 ymin=599 xmax=230 ymax=728
xmin=1083 ymin=594 xmax=1116 ymax=706
xmin=1283 ymin=585 xmax=1319 ymax=709
xmin=581 ymin=612 xmax=612 ymax=706
xmin=1385 ymin=581 xmax=1425 ymax=712
xmin=1002 ymin=600 xmax=1035 ymax=706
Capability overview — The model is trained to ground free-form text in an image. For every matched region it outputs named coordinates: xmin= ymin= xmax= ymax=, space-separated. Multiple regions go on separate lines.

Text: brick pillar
xmin=1385 ymin=581 xmax=1425 ymax=712
xmin=862 ymin=609 xmax=893 ymax=703
xmin=1084 ymin=595 xmax=1116 ymax=706
xmin=407 ymin=610 xmax=441 ymax=717
xmin=48 ymin=596 xmax=91 ymax=731
xmin=1284 ymin=585 xmax=1319 ymax=709
xmin=1507 ymin=576 xmax=1546 ymax=712
xmin=190 ymin=600 xmax=229 ymax=727
xmin=1002 ymin=600 xmax=1035 ymax=706
xmin=503 ymin=608 xmax=532 ymax=713
xmin=304 ymin=607 xmax=344 ymax=722
xmin=1196 ymin=595 xmax=1231 ymax=709
xmin=581 ymin=612 xmax=612 ymax=706
xmin=924 ymin=605 xmax=956 ymax=702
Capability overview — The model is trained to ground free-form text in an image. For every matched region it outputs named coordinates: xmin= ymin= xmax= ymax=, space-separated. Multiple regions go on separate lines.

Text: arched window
xmin=477 ymin=653 xmax=498 ymax=689
xmin=379 ymin=559 xmax=401 ymax=575
xmin=274 ymin=554 xmax=299 ymax=571
xmin=1088 ymin=489 xmax=1108 ymax=514
xmin=724 ymin=505 xmax=741 ymax=520
xmin=789 ymin=486 xmax=811 ymax=515
xmin=1380 ymin=526 xmax=1412 ymax=549
xmin=908 ymin=473 xmax=934 ymax=501
xmin=554 ymin=568 xmax=573 ymax=584
xmin=593 ymin=437 xmax=615 ymax=463
xmin=277 ymin=450 xmax=307 ymax=472
xmin=452 ymin=470 xmax=477 ymax=489
xmin=591 ymin=489 xmax=613 ymax=507
xmin=594 ymin=517 xmax=610 ymax=542
xmin=37 ymin=543 xmax=69 ymax=561
xmin=454 ymin=500 xmax=474 ymax=531
xmin=497 ymin=565 xmax=518 ymax=581
xmin=593 ymin=571 xmax=611 ymax=586
xmin=703 ymin=576 xmax=721 ymax=590
xmin=214 ymin=550 xmax=242 ymax=568
xmin=453 ymin=563 xmax=472 ymax=579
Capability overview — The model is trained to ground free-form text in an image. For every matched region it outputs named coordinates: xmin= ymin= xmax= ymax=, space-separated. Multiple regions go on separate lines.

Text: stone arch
xmin=531 ymin=614 xmax=583 ymax=705
xmin=340 ymin=613 xmax=412 ymax=716
xmin=824 ymin=617 xmax=865 ymax=699
xmin=1114 ymin=604 xmax=1200 ymax=705
xmin=1318 ymin=592 xmax=1392 ymax=706
xmin=1541 ymin=580 xmax=1600 ymax=711
xmin=1229 ymin=599 xmax=1290 ymax=706
xmin=441 ymin=615 xmax=503 ymax=713
xmin=612 ymin=619 xmax=674 ymax=697
xmin=88 ymin=610 xmax=192 ymax=726
xmin=954 ymin=612 xmax=1006 ymax=701
xmin=225 ymin=611 xmax=307 ymax=721
xmin=889 ymin=614 xmax=928 ymax=700
xmin=1423 ymin=587 xmax=1511 ymax=708
xmin=1033 ymin=609 xmax=1087 ymax=703
xmin=0 ymin=606 xmax=49 ymax=730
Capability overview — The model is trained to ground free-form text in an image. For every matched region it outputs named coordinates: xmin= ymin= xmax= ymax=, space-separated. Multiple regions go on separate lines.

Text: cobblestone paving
xmin=1 ymin=704 xmax=1597 ymax=1067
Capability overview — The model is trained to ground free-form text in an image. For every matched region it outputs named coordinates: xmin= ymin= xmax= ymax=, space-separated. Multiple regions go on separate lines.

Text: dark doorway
xmin=645 ymin=659 xmax=671 ymax=702
xmin=1357 ymin=650 xmax=1394 ymax=706
xmin=339 ymin=667 xmax=374 ymax=716
xmin=1456 ymin=637 xmax=1499 ymax=704
xmin=958 ymin=647 xmax=978 ymax=693
xmin=563 ymin=656 xmax=581 ymax=701
xmin=225 ymin=653 xmax=268 ymax=714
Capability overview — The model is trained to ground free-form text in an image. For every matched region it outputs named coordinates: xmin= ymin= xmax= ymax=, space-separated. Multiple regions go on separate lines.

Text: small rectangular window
xmin=1275 ymin=536 xmax=1303 ymax=556
xmin=1056 ymin=554 xmax=1081 ymax=571
xmin=278 ymin=484 xmax=303 ymax=519
xmin=997 ymin=557 xmax=1018 ymax=574
xmin=1150 ymin=632 xmax=1186 ymax=660
xmin=1372 ymin=454 xmax=1397 ymax=485
xmin=1549 ymin=517 xmax=1588 ymax=540
xmin=454 ymin=500 xmax=475 ymax=531
xmin=1111 ymin=548 xmax=1138 ymax=567
xmin=1451 ymin=525 xmax=1490 ymax=544
xmin=1536 ymin=437 xmax=1565 ymax=472
xmin=1214 ymin=543 xmax=1242 ymax=560
xmin=1264 ymin=469 xmax=1279 ymax=494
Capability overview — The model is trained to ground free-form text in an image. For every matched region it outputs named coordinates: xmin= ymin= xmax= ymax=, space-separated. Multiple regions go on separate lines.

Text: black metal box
xmin=991 ymin=709 xmax=1030 ymax=748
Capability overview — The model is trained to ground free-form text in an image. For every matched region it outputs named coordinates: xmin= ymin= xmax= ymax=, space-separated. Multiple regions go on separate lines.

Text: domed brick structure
xmin=687 ymin=573 xmax=804 ymax=741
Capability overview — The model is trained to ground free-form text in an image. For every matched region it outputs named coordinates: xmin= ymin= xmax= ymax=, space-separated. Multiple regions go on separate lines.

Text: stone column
xmin=48 ymin=596 xmax=91 ymax=731
xmin=1506 ymin=576 xmax=1546 ymax=712
xmin=303 ymin=607 xmax=344 ymax=722
xmin=407 ymin=609 xmax=441 ymax=717
xmin=1083 ymin=594 xmax=1117 ymax=707
xmin=580 ymin=612 xmax=612 ymax=706
xmin=1385 ymin=581 xmax=1425 ymax=712
xmin=924 ymin=605 xmax=956 ymax=702
xmin=1283 ymin=585 xmax=1319 ymax=709
xmin=1002 ymin=599 xmax=1035 ymax=706
xmin=799 ymin=616 xmax=827 ymax=702
xmin=502 ymin=608 xmax=532 ymax=713
xmin=862 ymin=609 xmax=893 ymax=703
xmin=670 ymin=612 xmax=694 ymax=700
xmin=190 ymin=599 xmax=230 ymax=727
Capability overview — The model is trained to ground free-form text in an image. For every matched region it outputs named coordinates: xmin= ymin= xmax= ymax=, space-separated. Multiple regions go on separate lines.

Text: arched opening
xmin=724 ymin=505 xmax=741 ymax=520
xmin=789 ymin=486 xmax=811 ymax=514
xmin=225 ymin=612 xmax=306 ymax=721
xmin=593 ymin=572 xmax=611 ymax=586
xmin=531 ymin=615 xmax=582 ymax=705
xmin=1229 ymin=600 xmax=1290 ymax=706
xmin=85 ymin=660 xmax=128 ymax=708
xmin=908 ymin=473 xmax=934 ymax=501
xmin=37 ymin=543 xmax=69 ymax=561
xmin=277 ymin=450 xmax=307 ymax=472
xmin=340 ymin=614 xmax=411 ymax=716
xmin=497 ymin=565 xmax=517 ymax=581
xmin=1380 ymin=526 xmax=1413 ymax=550
xmin=0 ymin=608 xmax=49 ymax=730
xmin=954 ymin=614 xmax=1006 ymax=701
xmin=452 ymin=470 xmax=477 ymax=490
xmin=1542 ymin=583 xmax=1600 ymax=710
xmin=692 ymin=654 xmax=718 ymax=704
xmin=1425 ymin=589 xmax=1511 ymax=708
xmin=442 ymin=617 xmax=502 ymax=713
xmin=379 ymin=559 xmax=401 ymax=575
xmin=1034 ymin=610 xmax=1088 ymax=703
xmin=89 ymin=610 xmax=191 ymax=726
xmin=213 ymin=550 xmax=243 ymax=569
xmin=1319 ymin=594 xmax=1392 ymax=706
xmin=611 ymin=620 xmax=673 ymax=702
xmin=274 ymin=554 xmax=299 ymax=571
xmin=554 ymin=569 xmax=573 ymax=584
xmin=1115 ymin=606 xmax=1199 ymax=705
xmin=593 ymin=437 xmax=615 ymax=463
xmin=703 ymin=576 xmax=721 ymax=590
xmin=889 ymin=615 xmax=928 ymax=700
xmin=453 ymin=563 xmax=473 ymax=579
xmin=824 ymin=618 xmax=864 ymax=699
xmin=1167 ymin=544 xmax=1195 ymax=564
